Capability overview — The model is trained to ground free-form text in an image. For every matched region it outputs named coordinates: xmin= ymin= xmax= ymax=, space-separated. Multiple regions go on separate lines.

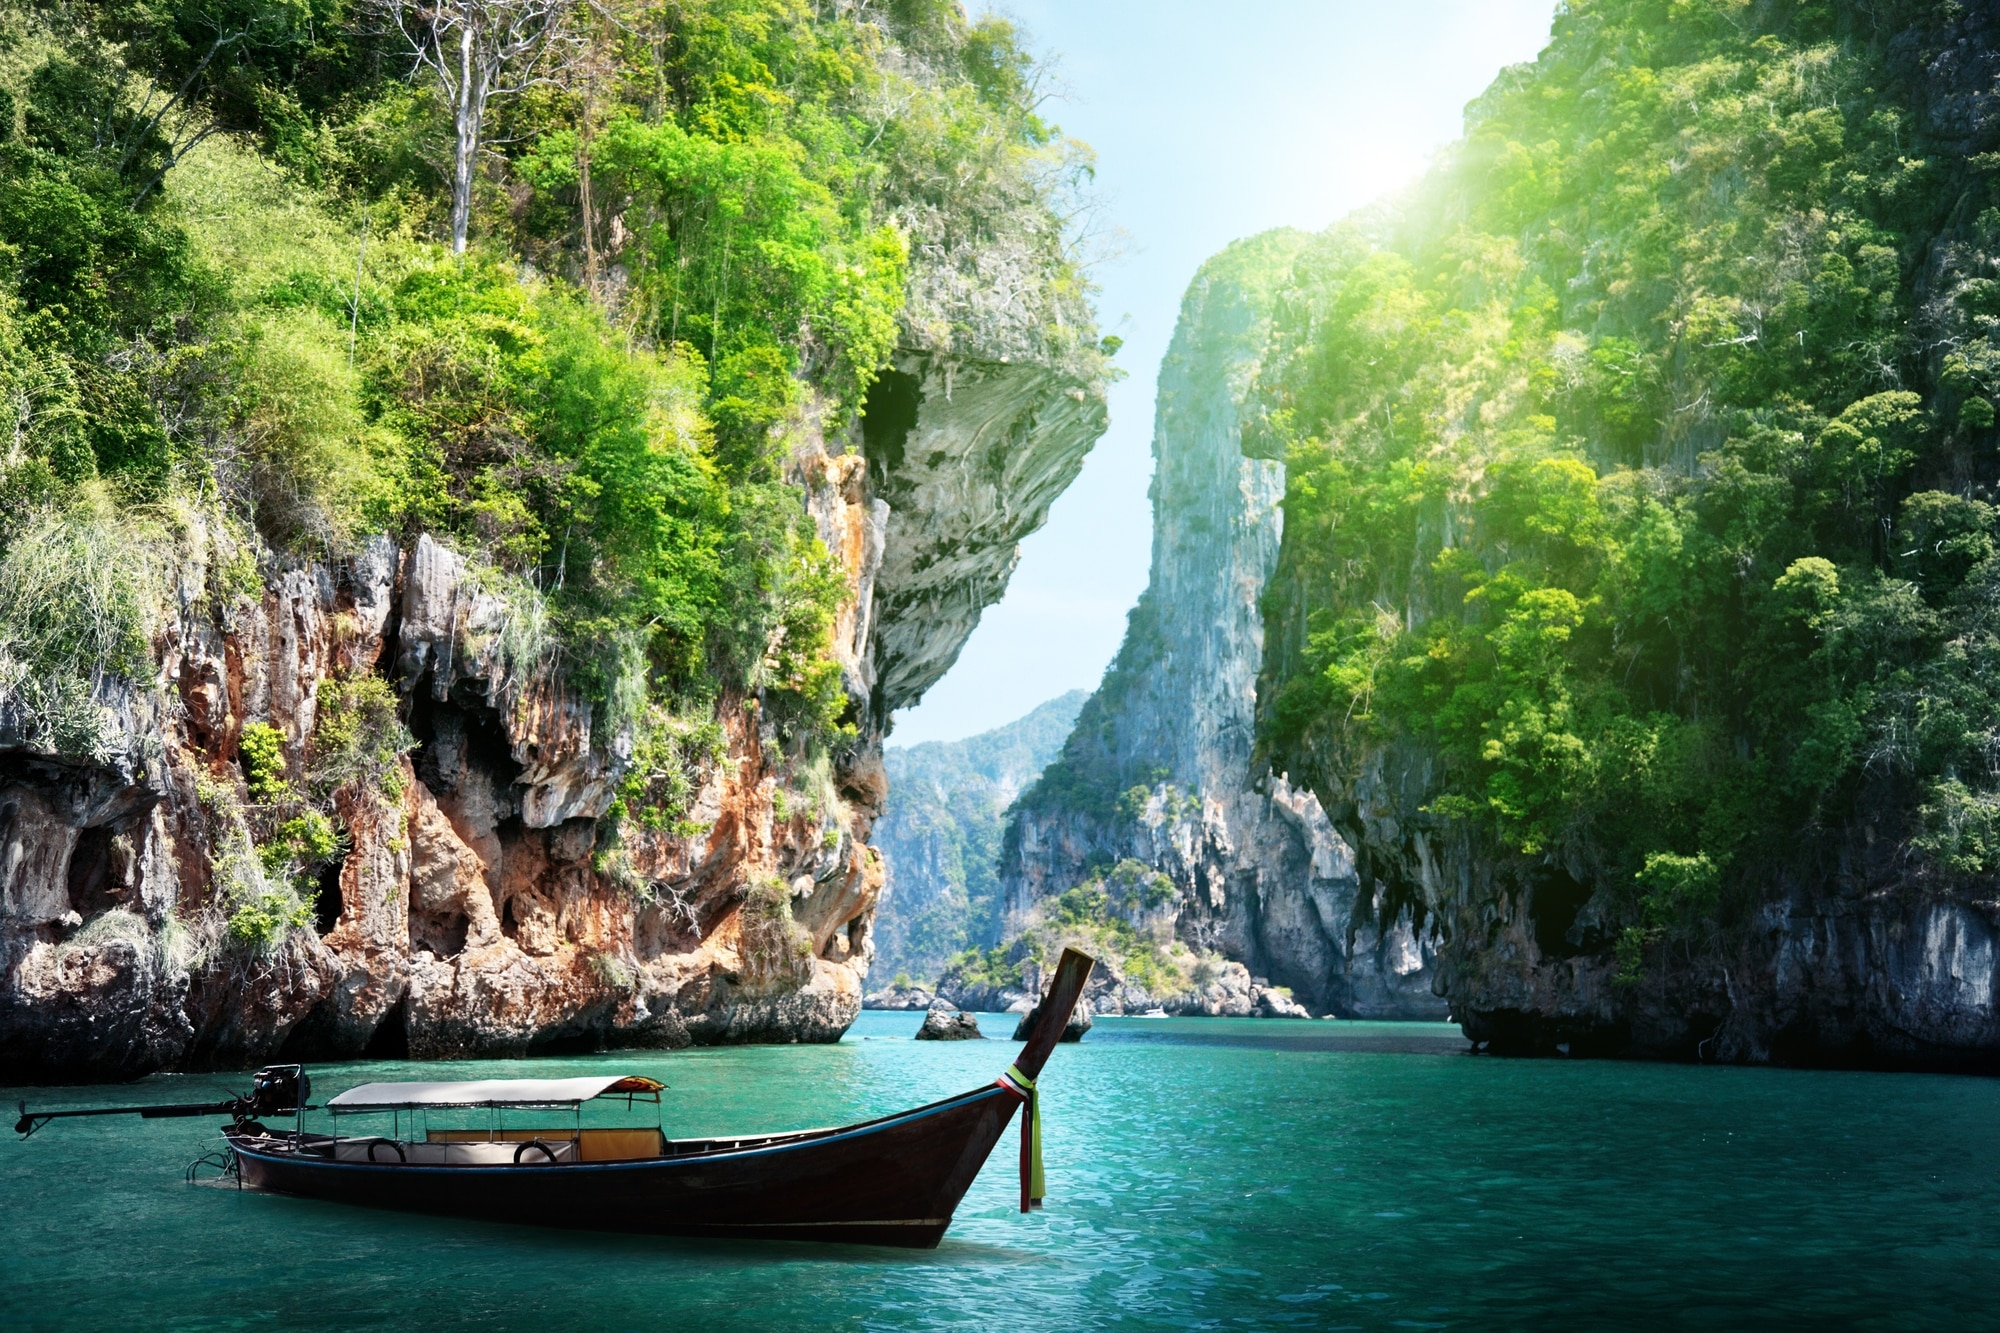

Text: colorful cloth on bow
xmin=997 ymin=1063 xmax=1044 ymax=1208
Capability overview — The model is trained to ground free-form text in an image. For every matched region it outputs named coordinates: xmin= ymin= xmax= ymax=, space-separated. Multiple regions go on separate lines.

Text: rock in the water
xmin=914 ymin=1009 xmax=984 ymax=1041
xmin=1253 ymin=986 xmax=1311 ymax=1019
xmin=1011 ymin=1002 xmax=1090 ymax=1043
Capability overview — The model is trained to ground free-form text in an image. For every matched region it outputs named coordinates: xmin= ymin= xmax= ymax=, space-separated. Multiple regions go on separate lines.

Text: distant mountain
xmin=872 ymin=692 xmax=1088 ymax=985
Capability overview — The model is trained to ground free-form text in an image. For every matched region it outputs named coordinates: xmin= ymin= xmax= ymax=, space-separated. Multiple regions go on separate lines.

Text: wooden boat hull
xmin=227 ymin=1083 xmax=1019 ymax=1249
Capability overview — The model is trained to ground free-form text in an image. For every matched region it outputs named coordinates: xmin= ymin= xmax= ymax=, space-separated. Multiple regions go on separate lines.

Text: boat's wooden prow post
xmin=1012 ymin=948 xmax=1096 ymax=1082
xmin=997 ymin=948 xmax=1095 ymax=1213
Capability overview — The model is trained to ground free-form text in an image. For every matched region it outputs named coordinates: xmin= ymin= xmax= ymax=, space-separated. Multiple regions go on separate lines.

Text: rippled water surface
xmin=5 ymin=1013 xmax=1998 ymax=1330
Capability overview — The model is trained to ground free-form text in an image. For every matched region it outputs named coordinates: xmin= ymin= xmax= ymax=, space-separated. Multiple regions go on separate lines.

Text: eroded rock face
xmin=1303 ymin=731 xmax=2000 ymax=1067
xmin=0 ymin=352 xmax=1105 ymax=1081
xmin=862 ymin=353 xmax=1108 ymax=732
xmin=998 ymin=233 xmax=1446 ymax=1019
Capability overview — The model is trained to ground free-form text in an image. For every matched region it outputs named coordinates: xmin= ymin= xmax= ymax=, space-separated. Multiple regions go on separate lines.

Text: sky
xmin=889 ymin=2 xmax=1559 ymax=745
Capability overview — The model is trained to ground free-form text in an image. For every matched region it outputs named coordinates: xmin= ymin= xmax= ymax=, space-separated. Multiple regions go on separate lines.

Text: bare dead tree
xmin=372 ymin=0 xmax=583 ymax=252
xmin=569 ymin=5 xmax=619 ymax=293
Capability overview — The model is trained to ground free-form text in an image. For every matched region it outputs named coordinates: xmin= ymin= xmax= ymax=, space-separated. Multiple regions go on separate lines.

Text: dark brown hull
xmin=227 ymin=1083 xmax=1020 ymax=1249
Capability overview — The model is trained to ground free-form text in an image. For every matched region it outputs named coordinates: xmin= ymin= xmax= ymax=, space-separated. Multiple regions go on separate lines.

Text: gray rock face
xmin=1303 ymin=731 xmax=2000 ymax=1066
xmin=913 ymin=1008 xmax=984 ymax=1040
xmin=863 ymin=354 xmax=1108 ymax=731
xmin=1010 ymin=1002 xmax=1089 ymax=1042
xmin=998 ymin=232 xmax=1446 ymax=1019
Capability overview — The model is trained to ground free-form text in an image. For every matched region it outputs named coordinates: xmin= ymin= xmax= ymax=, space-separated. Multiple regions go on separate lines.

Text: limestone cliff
xmin=0 ymin=356 xmax=1105 ymax=1081
xmin=997 ymin=232 xmax=1445 ymax=1019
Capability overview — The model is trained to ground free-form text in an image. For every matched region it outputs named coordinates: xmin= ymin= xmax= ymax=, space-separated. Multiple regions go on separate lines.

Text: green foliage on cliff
xmin=1255 ymin=0 xmax=2000 ymax=949
xmin=0 ymin=0 xmax=1099 ymax=756
xmin=940 ymin=858 xmax=1201 ymax=1003
xmin=0 ymin=0 xmax=1094 ymax=737
xmin=310 ymin=674 xmax=414 ymax=806
xmin=0 ymin=502 xmax=160 ymax=757
xmin=238 ymin=723 xmax=291 ymax=804
xmin=0 ymin=0 xmax=1101 ymax=959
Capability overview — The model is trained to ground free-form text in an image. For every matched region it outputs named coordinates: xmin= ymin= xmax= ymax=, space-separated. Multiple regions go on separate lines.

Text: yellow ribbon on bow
xmin=1000 ymin=1063 xmax=1044 ymax=1210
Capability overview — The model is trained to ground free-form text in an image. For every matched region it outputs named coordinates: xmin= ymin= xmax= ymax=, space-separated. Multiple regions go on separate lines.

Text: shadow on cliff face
xmin=862 ymin=369 xmax=921 ymax=490
xmin=1527 ymin=865 xmax=1625 ymax=961
xmin=1461 ymin=1008 xmax=1632 ymax=1060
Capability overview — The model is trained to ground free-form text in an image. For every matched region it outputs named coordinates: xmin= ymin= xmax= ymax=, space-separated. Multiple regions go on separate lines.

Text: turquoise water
xmin=5 ymin=1012 xmax=1999 ymax=1330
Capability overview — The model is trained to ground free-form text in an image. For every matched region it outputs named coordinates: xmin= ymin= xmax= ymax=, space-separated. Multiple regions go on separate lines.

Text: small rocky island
xmin=913 ymin=1009 xmax=984 ymax=1041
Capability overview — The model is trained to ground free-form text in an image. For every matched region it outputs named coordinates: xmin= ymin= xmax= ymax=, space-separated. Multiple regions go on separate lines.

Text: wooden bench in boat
xmin=331 ymin=1137 xmax=579 ymax=1165
xmin=424 ymin=1128 xmax=664 ymax=1162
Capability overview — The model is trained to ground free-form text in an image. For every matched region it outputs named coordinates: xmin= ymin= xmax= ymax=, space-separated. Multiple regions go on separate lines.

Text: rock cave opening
xmin=862 ymin=367 xmax=921 ymax=487
xmin=410 ymin=907 xmax=469 ymax=959
xmin=527 ymin=1023 xmax=606 ymax=1056
xmin=64 ymin=824 xmax=125 ymax=919
xmin=314 ymin=851 xmax=346 ymax=935
xmin=406 ymin=680 xmax=526 ymax=799
xmin=1529 ymin=866 xmax=1594 ymax=959
xmin=365 ymin=994 xmax=410 ymax=1059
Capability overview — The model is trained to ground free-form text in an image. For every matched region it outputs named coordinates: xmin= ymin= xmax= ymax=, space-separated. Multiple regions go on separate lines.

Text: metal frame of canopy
xmin=322 ymin=1076 xmax=665 ymax=1164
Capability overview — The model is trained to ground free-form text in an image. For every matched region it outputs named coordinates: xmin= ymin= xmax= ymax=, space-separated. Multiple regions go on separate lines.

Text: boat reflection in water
xmin=17 ymin=949 xmax=1096 ymax=1249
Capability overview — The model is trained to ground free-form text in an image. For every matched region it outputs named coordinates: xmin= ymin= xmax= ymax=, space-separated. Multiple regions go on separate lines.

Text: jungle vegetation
xmin=1251 ymin=0 xmax=2000 ymax=970
xmin=0 ymin=0 xmax=1102 ymax=943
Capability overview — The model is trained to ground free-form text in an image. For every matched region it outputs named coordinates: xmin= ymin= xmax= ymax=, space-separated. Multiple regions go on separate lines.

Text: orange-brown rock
xmin=0 ymin=350 xmax=1105 ymax=1079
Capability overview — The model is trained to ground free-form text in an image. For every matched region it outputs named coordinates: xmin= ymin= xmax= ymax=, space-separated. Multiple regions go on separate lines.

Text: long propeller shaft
xmin=16 ymin=1100 xmax=241 ymax=1137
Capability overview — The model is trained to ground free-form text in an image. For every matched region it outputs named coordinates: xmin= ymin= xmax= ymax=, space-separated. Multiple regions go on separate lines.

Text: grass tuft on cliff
xmin=940 ymin=857 xmax=1210 ymax=1004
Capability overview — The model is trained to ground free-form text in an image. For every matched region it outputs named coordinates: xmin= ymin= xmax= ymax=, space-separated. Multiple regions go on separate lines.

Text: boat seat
xmin=426 ymin=1128 xmax=662 ymax=1161
xmin=334 ymin=1137 xmax=577 ymax=1165
xmin=575 ymin=1128 xmax=665 ymax=1162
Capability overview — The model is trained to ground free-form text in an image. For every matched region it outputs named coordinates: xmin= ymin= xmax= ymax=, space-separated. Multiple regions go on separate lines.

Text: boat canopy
xmin=326 ymin=1075 xmax=663 ymax=1113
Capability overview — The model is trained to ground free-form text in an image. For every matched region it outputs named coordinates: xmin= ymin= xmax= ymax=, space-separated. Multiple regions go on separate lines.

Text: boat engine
xmin=242 ymin=1065 xmax=310 ymax=1122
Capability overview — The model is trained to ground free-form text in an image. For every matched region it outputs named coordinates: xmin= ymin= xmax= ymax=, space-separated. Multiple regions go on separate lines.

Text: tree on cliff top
xmin=369 ymin=0 xmax=582 ymax=254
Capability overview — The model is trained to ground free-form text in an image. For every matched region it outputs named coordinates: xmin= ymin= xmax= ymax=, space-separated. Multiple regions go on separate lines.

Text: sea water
xmin=3 ymin=1012 xmax=1997 ymax=1330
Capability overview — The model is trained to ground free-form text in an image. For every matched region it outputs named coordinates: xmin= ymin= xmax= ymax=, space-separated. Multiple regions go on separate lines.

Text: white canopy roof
xmin=326 ymin=1075 xmax=659 ymax=1113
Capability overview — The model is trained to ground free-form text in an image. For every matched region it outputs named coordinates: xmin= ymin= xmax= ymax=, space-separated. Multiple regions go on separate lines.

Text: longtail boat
xmin=14 ymin=948 xmax=1096 ymax=1248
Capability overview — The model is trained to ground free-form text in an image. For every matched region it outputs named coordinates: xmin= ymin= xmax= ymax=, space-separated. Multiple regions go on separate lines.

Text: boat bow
xmin=990 ymin=946 xmax=1096 ymax=1211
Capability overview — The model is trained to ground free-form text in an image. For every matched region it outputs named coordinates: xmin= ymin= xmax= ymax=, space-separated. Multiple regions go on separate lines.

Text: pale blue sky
xmin=891 ymin=2 xmax=1558 ymax=744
